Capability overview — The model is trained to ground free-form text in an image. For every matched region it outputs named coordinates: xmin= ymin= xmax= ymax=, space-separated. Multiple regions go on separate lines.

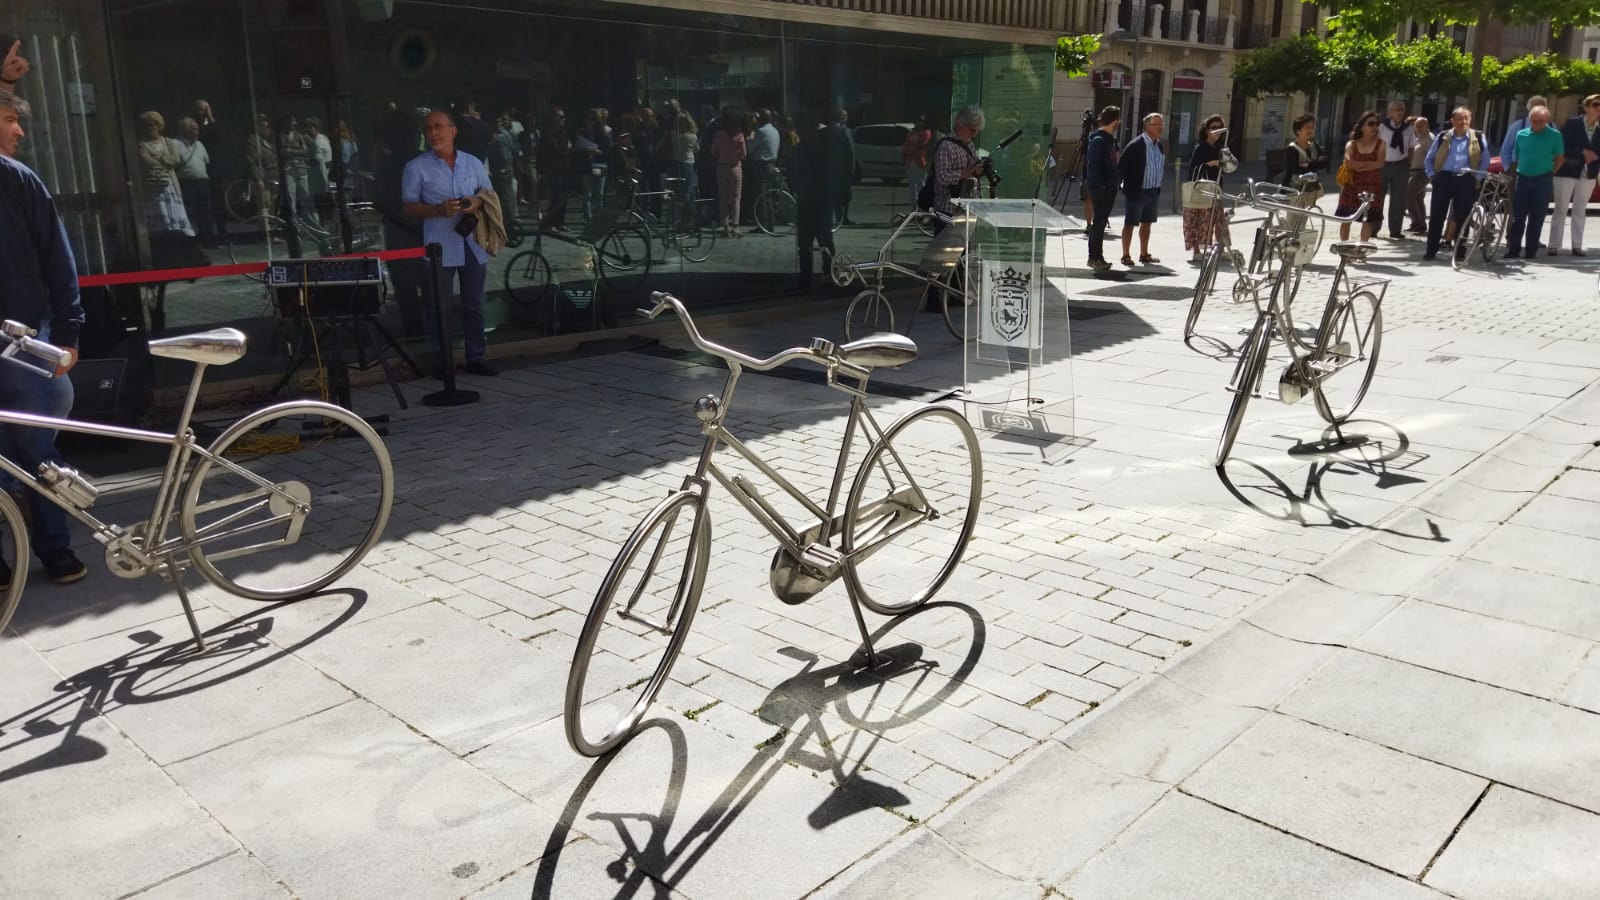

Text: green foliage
xmin=1322 ymin=31 xmax=1417 ymax=96
xmin=1318 ymin=0 xmax=1600 ymax=34
xmin=1566 ymin=59 xmax=1600 ymax=98
xmin=1054 ymin=33 xmax=1100 ymax=77
xmin=1394 ymin=34 xmax=1469 ymax=97
xmin=1233 ymin=34 xmax=1325 ymax=98
xmin=1482 ymin=52 xmax=1572 ymax=99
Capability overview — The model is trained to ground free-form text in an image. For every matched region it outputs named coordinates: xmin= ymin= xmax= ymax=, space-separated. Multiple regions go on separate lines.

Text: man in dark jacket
xmin=1083 ymin=106 xmax=1121 ymax=271
xmin=826 ymin=109 xmax=856 ymax=227
xmin=793 ymin=112 xmax=838 ymax=292
xmin=1118 ymin=112 xmax=1166 ymax=266
xmin=0 ymin=90 xmax=88 ymax=584
xmin=1548 ymin=94 xmax=1600 ymax=256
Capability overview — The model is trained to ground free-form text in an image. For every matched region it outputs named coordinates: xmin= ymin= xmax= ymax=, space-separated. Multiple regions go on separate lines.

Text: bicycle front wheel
xmin=677 ymin=220 xmax=714 ymax=263
xmin=1216 ymin=315 xmax=1271 ymax=467
xmin=1312 ymin=290 xmax=1383 ymax=425
xmin=1185 ymin=246 xmax=1219 ymax=341
xmin=0 ymin=490 xmax=29 ymax=634
xmin=566 ymin=490 xmax=709 ymax=757
xmin=754 ymin=190 xmax=796 ymax=236
xmin=596 ymin=226 xmax=653 ymax=294
xmin=843 ymin=406 xmax=982 ymax=616
xmin=503 ymin=249 xmax=557 ymax=308
xmin=1453 ymin=209 xmax=1482 ymax=272
xmin=935 ymin=257 xmax=968 ymax=340
xmin=181 ymin=402 xmax=394 ymax=601
xmin=844 ymin=289 xmax=894 ymax=341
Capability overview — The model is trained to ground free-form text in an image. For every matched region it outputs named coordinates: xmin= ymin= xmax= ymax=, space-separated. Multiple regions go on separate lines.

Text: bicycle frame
xmin=837 ymin=207 xmax=958 ymax=293
xmin=0 ymin=363 xmax=307 ymax=579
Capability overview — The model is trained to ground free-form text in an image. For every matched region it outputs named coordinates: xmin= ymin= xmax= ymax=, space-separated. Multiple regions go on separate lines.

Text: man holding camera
xmin=930 ymin=105 xmax=988 ymax=225
xmin=402 ymin=109 xmax=496 ymax=376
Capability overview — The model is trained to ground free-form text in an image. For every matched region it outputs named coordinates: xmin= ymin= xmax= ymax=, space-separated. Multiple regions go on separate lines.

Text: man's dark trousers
xmin=1508 ymin=173 xmax=1554 ymax=255
xmin=796 ymin=204 xmax=835 ymax=288
xmin=1425 ymin=172 xmax=1478 ymax=256
xmin=1087 ymin=184 xmax=1118 ymax=262
xmin=1383 ymin=160 xmax=1409 ymax=235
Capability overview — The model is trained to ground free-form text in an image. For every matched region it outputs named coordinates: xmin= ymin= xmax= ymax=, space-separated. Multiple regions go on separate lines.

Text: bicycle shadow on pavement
xmin=0 ymin=589 xmax=365 ymax=786
xmin=1217 ymin=419 xmax=1448 ymax=542
xmin=527 ymin=601 xmax=986 ymax=899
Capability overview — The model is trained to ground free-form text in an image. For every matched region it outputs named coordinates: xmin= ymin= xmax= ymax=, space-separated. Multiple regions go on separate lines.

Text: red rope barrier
xmin=76 ymin=246 xmax=427 ymax=289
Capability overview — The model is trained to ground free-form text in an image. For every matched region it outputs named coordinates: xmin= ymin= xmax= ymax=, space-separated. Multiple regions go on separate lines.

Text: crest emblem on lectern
xmin=988 ymin=265 xmax=1031 ymax=343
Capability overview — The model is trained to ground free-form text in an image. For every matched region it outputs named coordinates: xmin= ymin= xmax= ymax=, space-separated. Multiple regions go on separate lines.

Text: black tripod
xmin=270 ymin=288 xmax=423 ymax=433
xmin=1050 ymin=111 xmax=1096 ymax=228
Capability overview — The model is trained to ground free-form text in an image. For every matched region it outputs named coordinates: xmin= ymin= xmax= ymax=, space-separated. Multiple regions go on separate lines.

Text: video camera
xmin=1080 ymin=107 xmax=1096 ymax=138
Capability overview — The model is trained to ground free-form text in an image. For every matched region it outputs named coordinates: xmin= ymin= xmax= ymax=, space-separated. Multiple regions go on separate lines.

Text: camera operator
xmin=930 ymin=105 xmax=987 ymax=229
xmin=1084 ymin=106 xmax=1121 ymax=271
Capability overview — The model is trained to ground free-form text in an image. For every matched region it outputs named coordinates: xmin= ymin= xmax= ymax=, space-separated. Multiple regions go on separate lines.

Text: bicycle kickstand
xmin=844 ymin=592 xmax=882 ymax=668
xmin=163 ymin=555 xmax=208 ymax=652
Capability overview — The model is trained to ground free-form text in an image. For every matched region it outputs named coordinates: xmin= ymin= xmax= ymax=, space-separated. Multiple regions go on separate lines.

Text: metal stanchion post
xmin=421 ymin=242 xmax=480 ymax=407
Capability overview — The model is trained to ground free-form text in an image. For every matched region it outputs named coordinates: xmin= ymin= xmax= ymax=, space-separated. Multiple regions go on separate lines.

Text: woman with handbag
xmin=1337 ymin=111 xmax=1387 ymax=242
xmin=1182 ymin=114 xmax=1232 ymax=262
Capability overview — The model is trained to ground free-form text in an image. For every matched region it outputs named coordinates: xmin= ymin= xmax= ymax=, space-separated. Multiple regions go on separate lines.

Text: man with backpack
xmin=1083 ymin=106 xmax=1121 ymax=271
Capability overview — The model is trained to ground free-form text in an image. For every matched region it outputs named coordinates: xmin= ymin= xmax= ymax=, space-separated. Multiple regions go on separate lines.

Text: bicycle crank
xmin=1277 ymin=343 xmax=1351 ymax=405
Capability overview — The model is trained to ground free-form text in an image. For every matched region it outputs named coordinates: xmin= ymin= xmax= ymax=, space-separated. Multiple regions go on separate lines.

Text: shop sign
xmin=1093 ymin=69 xmax=1131 ymax=90
xmin=1173 ymin=75 xmax=1205 ymax=91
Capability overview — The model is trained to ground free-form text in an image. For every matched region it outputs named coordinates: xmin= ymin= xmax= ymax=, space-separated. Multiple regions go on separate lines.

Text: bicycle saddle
xmin=837 ymin=333 xmax=918 ymax=369
xmin=148 ymin=328 xmax=248 ymax=366
xmin=1329 ymin=240 xmax=1376 ymax=260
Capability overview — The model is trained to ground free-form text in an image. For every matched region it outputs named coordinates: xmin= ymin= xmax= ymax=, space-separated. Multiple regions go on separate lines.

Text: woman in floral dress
xmin=1337 ymin=111 xmax=1386 ymax=242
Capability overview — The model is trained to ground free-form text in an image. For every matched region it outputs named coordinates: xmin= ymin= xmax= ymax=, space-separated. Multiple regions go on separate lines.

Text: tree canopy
xmin=1054 ymin=34 xmax=1100 ymax=77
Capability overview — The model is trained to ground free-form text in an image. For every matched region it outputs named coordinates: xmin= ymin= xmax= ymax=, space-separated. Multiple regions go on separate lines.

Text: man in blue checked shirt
xmin=403 ymin=109 xmax=497 ymax=376
xmin=1117 ymin=112 xmax=1166 ymax=267
xmin=1421 ymin=106 xmax=1489 ymax=261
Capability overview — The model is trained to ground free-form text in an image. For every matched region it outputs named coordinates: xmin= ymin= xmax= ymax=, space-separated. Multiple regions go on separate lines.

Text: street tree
xmin=1313 ymin=0 xmax=1600 ymax=107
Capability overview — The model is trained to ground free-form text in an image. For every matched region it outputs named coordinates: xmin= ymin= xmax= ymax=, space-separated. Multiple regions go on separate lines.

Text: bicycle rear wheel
xmin=677 ymin=219 xmax=714 ymax=263
xmin=596 ymin=226 xmax=653 ymax=294
xmin=566 ymin=490 xmax=709 ymax=757
xmin=502 ymin=249 xmax=558 ymax=308
xmin=0 ymin=491 xmax=28 ymax=634
xmin=1312 ymin=290 xmax=1383 ymax=424
xmin=1453 ymin=209 xmax=1482 ymax=271
xmin=1185 ymin=246 xmax=1220 ymax=341
xmin=755 ymin=190 xmax=796 ymax=236
xmin=843 ymin=406 xmax=982 ymax=616
xmin=1216 ymin=315 xmax=1271 ymax=467
xmin=181 ymin=402 xmax=394 ymax=601
xmin=935 ymin=257 xmax=968 ymax=340
xmin=845 ymin=289 xmax=894 ymax=340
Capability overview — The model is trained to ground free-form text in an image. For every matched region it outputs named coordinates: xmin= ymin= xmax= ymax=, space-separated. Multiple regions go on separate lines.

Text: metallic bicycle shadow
xmin=0 ymin=590 xmax=364 ymax=785
xmin=529 ymin=601 xmax=987 ymax=899
xmin=1217 ymin=419 xmax=1447 ymax=542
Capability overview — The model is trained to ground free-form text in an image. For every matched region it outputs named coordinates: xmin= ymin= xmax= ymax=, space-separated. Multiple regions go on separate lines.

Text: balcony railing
xmin=759 ymin=0 xmax=1068 ymax=32
xmin=1236 ymin=22 xmax=1274 ymax=50
xmin=1095 ymin=1 xmax=1231 ymax=48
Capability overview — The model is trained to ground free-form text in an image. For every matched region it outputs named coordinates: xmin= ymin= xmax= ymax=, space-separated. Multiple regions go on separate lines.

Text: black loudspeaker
xmin=268 ymin=0 xmax=348 ymax=97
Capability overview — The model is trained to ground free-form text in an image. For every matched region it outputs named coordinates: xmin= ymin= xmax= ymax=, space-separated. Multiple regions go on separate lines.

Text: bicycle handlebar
xmin=0 ymin=320 xmax=71 ymax=376
xmin=638 ymin=293 xmax=828 ymax=373
xmin=1245 ymin=179 xmax=1372 ymax=224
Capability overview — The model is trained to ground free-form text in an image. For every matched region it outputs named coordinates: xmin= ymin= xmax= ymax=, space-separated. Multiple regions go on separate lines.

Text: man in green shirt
xmin=1506 ymin=106 xmax=1566 ymax=258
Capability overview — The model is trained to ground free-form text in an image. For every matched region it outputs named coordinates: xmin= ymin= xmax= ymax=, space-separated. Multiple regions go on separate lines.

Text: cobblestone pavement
xmin=2 ymin=212 xmax=1597 ymax=898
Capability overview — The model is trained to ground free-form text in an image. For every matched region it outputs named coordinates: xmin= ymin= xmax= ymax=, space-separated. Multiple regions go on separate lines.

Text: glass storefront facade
xmin=3 ymin=1 xmax=1055 ymax=392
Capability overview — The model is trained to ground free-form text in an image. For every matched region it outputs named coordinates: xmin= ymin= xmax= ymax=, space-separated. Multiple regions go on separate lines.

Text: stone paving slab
xmin=1181 ymin=713 xmax=1486 ymax=877
xmin=127 ymin=851 xmax=293 ymax=900
xmin=1424 ymin=786 xmax=1600 ymax=900
xmin=1059 ymin=792 xmax=1445 ymax=900
xmin=1280 ymin=650 xmax=1600 ymax=814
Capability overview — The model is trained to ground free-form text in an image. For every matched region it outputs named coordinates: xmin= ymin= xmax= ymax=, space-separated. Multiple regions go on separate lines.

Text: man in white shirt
xmin=746 ymin=110 xmax=781 ymax=228
xmin=1377 ymin=100 xmax=1416 ymax=240
xmin=176 ymin=116 xmax=218 ymax=247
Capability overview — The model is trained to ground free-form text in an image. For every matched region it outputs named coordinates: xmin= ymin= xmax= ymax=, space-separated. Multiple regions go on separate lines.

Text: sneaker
xmin=460 ymin=360 xmax=498 ymax=377
xmin=1422 ymin=252 xmax=1437 ymax=261
xmin=1505 ymin=248 xmax=1521 ymax=259
xmin=1090 ymin=259 xmax=1113 ymax=272
xmin=1388 ymin=232 xmax=1406 ymax=240
xmin=1574 ymin=249 xmax=1587 ymax=257
xmin=1548 ymin=248 xmax=1559 ymax=257
xmin=39 ymin=548 xmax=86 ymax=585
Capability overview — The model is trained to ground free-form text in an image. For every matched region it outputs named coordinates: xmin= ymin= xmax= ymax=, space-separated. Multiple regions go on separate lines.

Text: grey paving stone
xmin=1163 ymin=621 xmax=1337 ymax=708
xmin=467 ymin=705 xmax=905 ymax=898
xmin=1507 ymin=491 xmax=1600 ymax=536
xmin=1183 ymin=713 xmax=1487 ymax=876
xmin=925 ymin=741 xmax=1165 ymax=885
xmin=1559 ymin=648 xmax=1600 ymax=714
xmin=1465 ymin=522 xmax=1600 ymax=584
xmin=1425 ymin=786 xmax=1600 ymax=900
xmin=0 ymin=642 xmax=238 ymax=899
xmin=168 ymin=700 xmax=554 ymax=900
xmin=295 ymin=601 xmax=569 ymax=754
xmin=463 ymin=836 xmax=688 ymax=900
xmin=1415 ymin=480 xmax=1535 ymax=524
xmin=1355 ymin=599 xmax=1593 ymax=700
xmin=127 ymin=850 xmax=292 ymax=899
xmin=1245 ymin=575 xmax=1405 ymax=646
xmin=1062 ymin=676 xmax=1261 ymax=784
xmin=1313 ymin=540 xmax=1449 ymax=597
xmin=813 ymin=827 xmax=1041 ymax=900
xmin=1281 ymin=650 xmax=1600 ymax=813
xmin=1460 ymin=454 xmax=1563 ymax=494
xmin=1413 ymin=557 xmax=1600 ymax=642
xmin=1060 ymin=792 xmax=1442 ymax=900
xmin=1545 ymin=467 xmax=1600 ymax=503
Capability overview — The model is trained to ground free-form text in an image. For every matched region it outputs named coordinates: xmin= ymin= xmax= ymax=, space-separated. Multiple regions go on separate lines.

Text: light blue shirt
xmin=1500 ymin=117 xmax=1526 ymax=167
xmin=1423 ymin=130 xmax=1489 ymax=179
xmin=401 ymin=148 xmax=493 ymax=268
xmin=1142 ymin=133 xmax=1164 ymax=190
xmin=751 ymin=123 xmax=780 ymax=163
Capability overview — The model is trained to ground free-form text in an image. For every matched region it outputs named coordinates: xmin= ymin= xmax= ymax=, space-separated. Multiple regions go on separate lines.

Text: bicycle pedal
xmin=798 ymin=543 xmax=843 ymax=575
